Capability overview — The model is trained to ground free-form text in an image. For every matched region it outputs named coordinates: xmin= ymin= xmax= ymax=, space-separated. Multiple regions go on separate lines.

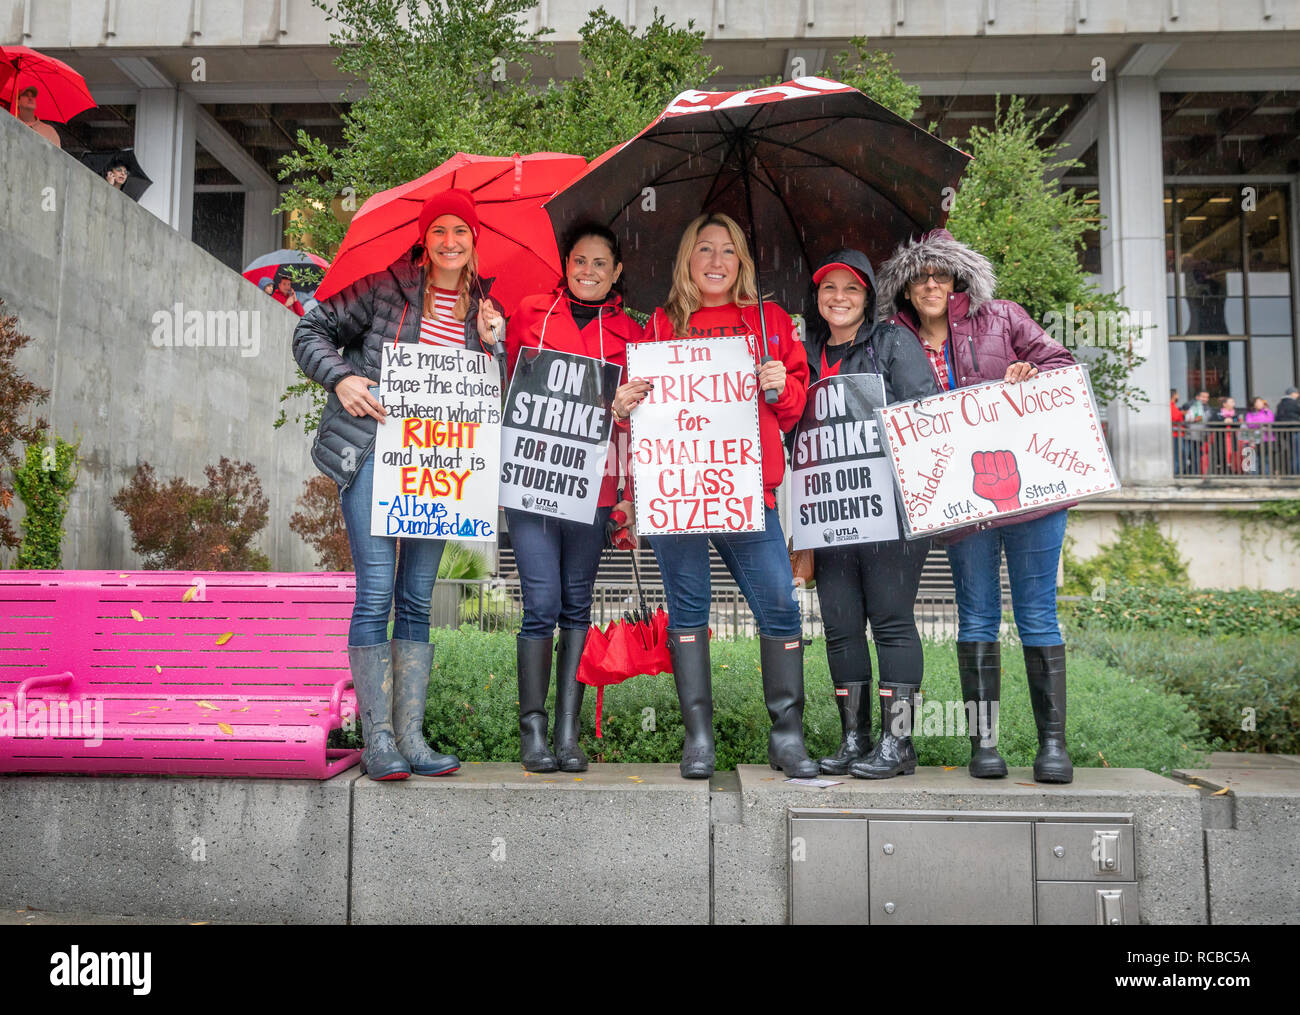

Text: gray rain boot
xmin=760 ymin=635 xmax=820 ymax=778
xmin=517 ymin=635 xmax=559 ymax=772
xmin=391 ymin=638 xmax=460 ymax=776
xmin=348 ymin=642 xmax=411 ymax=781
xmin=552 ymin=628 xmax=590 ymax=773
xmin=957 ymin=641 xmax=1007 ymax=779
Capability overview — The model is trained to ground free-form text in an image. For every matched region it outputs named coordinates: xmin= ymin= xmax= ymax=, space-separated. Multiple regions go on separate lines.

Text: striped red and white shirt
xmin=418 ymin=288 xmax=465 ymax=348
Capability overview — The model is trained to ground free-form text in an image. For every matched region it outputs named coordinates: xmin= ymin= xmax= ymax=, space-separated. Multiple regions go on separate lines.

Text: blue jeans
xmin=648 ymin=505 xmax=801 ymax=637
xmin=945 ymin=509 xmax=1067 ymax=646
xmin=338 ymin=452 xmax=446 ymax=646
xmin=507 ymin=506 xmax=612 ymax=640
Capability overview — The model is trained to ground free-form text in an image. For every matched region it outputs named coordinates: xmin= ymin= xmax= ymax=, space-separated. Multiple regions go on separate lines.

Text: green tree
xmin=13 ymin=433 xmax=79 ymax=569
xmin=945 ymin=96 xmax=1147 ymax=409
xmin=827 ymin=36 xmax=921 ymax=121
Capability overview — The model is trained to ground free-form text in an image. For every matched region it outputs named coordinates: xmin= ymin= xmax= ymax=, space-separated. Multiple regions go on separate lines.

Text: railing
xmin=1173 ymin=421 xmax=1300 ymax=477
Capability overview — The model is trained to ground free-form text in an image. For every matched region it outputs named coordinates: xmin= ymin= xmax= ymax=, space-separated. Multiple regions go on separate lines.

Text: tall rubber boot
xmin=391 ymin=638 xmax=460 ymax=776
xmin=848 ymin=682 xmax=918 ymax=779
xmin=552 ymin=627 xmax=589 ymax=773
xmin=957 ymin=641 xmax=1007 ymax=779
xmin=668 ymin=626 xmax=714 ymax=779
xmin=517 ymin=635 xmax=559 ymax=773
xmin=1024 ymin=644 xmax=1073 ymax=784
xmin=760 ymin=635 xmax=820 ymax=778
xmin=348 ymin=642 xmax=411 ymax=781
xmin=819 ymin=683 xmax=873 ymax=775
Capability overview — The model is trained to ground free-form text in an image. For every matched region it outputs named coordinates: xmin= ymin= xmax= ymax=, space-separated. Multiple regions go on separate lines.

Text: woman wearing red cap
xmin=505 ymin=222 xmax=645 ymax=772
xmin=802 ymin=249 xmax=939 ymax=779
xmin=624 ymin=213 xmax=816 ymax=780
xmin=292 ymin=188 xmax=503 ymax=781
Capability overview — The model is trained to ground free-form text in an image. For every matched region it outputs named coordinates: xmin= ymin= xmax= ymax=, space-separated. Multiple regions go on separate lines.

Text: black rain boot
xmin=391 ymin=638 xmax=460 ymax=776
xmin=517 ymin=635 xmax=559 ymax=773
xmin=1024 ymin=644 xmax=1073 ymax=784
xmin=818 ymin=683 xmax=873 ymax=776
xmin=760 ymin=635 xmax=820 ymax=778
xmin=668 ymin=626 xmax=714 ymax=779
xmin=957 ymin=641 xmax=1007 ymax=779
xmin=848 ymin=682 xmax=918 ymax=779
xmin=552 ymin=627 xmax=589 ymax=773
xmin=349 ymin=642 xmax=411 ymax=781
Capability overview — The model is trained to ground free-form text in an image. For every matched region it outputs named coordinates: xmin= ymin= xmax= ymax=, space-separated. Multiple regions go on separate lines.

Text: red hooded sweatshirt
xmin=643 ymin=301 xmax=807 ymax=510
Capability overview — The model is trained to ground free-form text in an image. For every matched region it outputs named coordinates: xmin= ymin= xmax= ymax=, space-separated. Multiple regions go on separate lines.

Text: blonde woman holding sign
xmin=625 ymin=213 xmax=815 ymax=780
xmin=293 ymin=189 xmax=502 ymax=781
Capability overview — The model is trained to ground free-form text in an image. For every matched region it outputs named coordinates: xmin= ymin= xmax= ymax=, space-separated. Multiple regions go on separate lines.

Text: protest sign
xmin=876 ymin=364 xmax=1119 ymax=537
xmin=790 ymin=373 xmax=899 ymax=550
xmin=626 ymin=336 xmax=764 ymax=534
xmin=370 ymin=343 xmax=503 ymax=541
xmin=499 ymin=348 xmax=621 ymax=523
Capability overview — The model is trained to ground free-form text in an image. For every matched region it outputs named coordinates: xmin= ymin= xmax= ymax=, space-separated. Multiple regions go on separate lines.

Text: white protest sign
xmin=626 ymin=336 xmax=764 ymax=534
xmin=370 ymin=343 xmax=503 ymax=541
xmin=499 ymin=348 xmax=621 ymax=523
xmin=876 ymin=364 xmax=1119 ymax=537
xmin=790 ymin=373 xmax=899 ymax=550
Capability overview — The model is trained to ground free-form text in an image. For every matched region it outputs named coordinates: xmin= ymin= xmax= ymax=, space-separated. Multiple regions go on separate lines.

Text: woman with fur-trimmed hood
xmin=876 ymin=228 xmax=1077 ymax=785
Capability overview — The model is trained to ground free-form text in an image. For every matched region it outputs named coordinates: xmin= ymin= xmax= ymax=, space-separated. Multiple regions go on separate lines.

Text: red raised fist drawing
xmin=971 ymin=450 xmax=1021 ymax=512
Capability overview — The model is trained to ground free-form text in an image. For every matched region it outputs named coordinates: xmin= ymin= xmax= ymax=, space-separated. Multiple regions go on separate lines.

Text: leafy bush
xmin=13 ymin=433 xmax=79 ymax=568
xmin=0 ymin=299 xmax=50 ymax=553
xmin=1064 ymin=585 xmax=1300 ymax=636
xmin=336 ymin=631 xmax=1209 ymax=775
xmin=290 ymin=474 xmax=352 ymax=569
xmin=1062 ymin=514 xmax=1189 ymax=595
xmin=1067 ymin=628 xmax=1299 ymax=755
xmin=112 ymin=458 xmax=271 ymax=570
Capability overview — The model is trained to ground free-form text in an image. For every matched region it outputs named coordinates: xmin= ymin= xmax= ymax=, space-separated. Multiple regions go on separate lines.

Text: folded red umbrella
xmin=314 ymin=151 xmax=587 ymax=316
xmin=1 ymin=46 xmax=96 ymax=122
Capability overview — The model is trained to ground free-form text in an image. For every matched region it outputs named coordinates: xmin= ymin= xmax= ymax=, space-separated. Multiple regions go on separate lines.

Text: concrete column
xmin=242 ymin=187 xmax=280 ymax=267
xmin=1096 ymin=74 xmax=1172 ymax=483
xmin=134 ymin=88 xmax=197 ymax=238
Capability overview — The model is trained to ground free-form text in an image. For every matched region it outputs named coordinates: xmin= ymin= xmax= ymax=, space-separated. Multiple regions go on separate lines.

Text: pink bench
xmin=0 ymin=571 xmax=361 ymax=779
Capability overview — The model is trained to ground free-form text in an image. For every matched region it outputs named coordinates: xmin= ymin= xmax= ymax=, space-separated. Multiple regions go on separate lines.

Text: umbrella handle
xmin=628 ymin=547 xmax=649 ymax=617
xmin=594 ymin=685 xmax=604 ymax=739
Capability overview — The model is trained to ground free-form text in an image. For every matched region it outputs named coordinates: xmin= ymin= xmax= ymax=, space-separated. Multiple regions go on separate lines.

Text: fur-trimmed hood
xmin=874 ymin=228 xmax=997 ymax=321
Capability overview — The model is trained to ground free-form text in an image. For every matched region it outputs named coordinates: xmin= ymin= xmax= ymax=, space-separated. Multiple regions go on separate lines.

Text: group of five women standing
xmin=292 ymin=189 xmax=1077 ymax=786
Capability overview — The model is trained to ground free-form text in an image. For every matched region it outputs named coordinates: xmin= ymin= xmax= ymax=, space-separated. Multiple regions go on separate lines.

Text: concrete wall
xmin=0 ymin=113 xmax=317 ymax=570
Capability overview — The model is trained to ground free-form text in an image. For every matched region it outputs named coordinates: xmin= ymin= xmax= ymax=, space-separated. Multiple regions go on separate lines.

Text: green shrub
xmin=1066 ymin=628 xmax=1299 ymax=755
xmin=1062 ymin=514 xmax=1189 ymax=595
xmin=13 ymin=433 xmax=79 ymax=569
xmin=1063 ymin=585 xmax=1300 ymax=636
xmin=334 ymin=630 xmax=1209 ymax=775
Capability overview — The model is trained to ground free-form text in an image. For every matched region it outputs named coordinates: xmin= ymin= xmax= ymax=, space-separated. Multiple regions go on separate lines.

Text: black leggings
xmin=813 ymin=536 xmax=931 ymax=689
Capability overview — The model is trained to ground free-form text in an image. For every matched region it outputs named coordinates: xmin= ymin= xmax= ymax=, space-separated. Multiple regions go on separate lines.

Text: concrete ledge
xmin=349 ymin=763 xmax=711 ymax=924
xmin=0 ymin=774 xmax=358 ymax=923
xmin=714 ymin=766 xmax=1206 ymax=925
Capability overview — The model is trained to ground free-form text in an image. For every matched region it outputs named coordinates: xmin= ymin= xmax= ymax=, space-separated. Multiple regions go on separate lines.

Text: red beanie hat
xmin=417 ymin=189 xmax=480 ymax=245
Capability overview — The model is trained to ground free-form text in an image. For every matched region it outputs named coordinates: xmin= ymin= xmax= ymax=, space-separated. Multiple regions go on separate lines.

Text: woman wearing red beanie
xmin=292 ymin=188 xmax=504 ymax=781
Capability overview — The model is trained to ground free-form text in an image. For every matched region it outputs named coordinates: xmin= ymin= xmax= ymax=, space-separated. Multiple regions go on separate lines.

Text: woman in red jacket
xmin=619 ymin=212 xmax=816 ymax=779
xmin=505 ymin=223 xmax=643 ymax=773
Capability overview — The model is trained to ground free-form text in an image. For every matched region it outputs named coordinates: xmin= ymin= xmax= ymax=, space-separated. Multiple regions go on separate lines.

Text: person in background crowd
xmin=625 ymin=212 xmax=816 ymax=780
xmin=291 ymin=189 xmax=502 ymax=781
xmin=104 ymin=159 xmax=129 ymax=189
xmin=877 ymin=228 xmax=1076 ymax=784
xmin=1214 ymin=396 xmax=1239 ymax=472
xmin=801 ymin=249 xmax=939 ymax=779
xmin=504 ymin=222 xmax=644 ymax=773
xmin=1275 ymin=386 xmax=1300 ymax=475
xmin=1243 ymin=396 xmax=1275 ymax=475
xmin=1184 ymin=390 xmax=1211 ymax=475
xmin=273 ymin=272 xmax=305 ymax=316
xmin=258 ymin=277 xmax=275 ymax=296
xmin=1170 ymin=389 xmax=1185 ymax=475
xmin=12 ymin=85 xmax=61 ymax=148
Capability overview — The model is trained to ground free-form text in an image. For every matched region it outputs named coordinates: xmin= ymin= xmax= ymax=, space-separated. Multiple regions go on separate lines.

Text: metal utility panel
xmin=868 ymin=820 xmax=1035 ymax=924
xmin=1035 ymin=822 xmax=1136 ymax=881
xmin=1038 ymin=882 xmax=1140 ymax=925
xmin=789 ymin=815 xmax=871 ymax=924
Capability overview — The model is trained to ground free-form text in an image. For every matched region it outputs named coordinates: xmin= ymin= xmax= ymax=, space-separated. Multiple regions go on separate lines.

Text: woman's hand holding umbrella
xmin=757 ymin=357 xmax=787 ymax=399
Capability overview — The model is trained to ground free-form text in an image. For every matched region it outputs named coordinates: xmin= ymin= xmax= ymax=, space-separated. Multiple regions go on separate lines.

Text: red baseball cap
xmin=417 ymin=188 xmax=480 ymax=244
xmin=812 ymin=262 xmax=870 ymax=287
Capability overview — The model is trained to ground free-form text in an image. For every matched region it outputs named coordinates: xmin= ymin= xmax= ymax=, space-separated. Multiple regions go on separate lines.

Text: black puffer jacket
xmin=803 ymin=248 xmax=938 ymax=402
xmin=292 ymin=246 xmax=497 ymax=489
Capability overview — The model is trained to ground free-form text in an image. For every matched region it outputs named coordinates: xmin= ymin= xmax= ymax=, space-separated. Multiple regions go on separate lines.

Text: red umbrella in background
xmin=314 ymin=151 xmax=587 ymax=315
xmin=1 ymin=46 xmax=96 ymax=121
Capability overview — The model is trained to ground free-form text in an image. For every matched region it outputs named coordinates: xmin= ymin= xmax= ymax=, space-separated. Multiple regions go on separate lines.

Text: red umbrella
xmin=1 ymin=46 xmax=96 ymax=122
xmin=314 ymin=151 xmax=587 ymax=316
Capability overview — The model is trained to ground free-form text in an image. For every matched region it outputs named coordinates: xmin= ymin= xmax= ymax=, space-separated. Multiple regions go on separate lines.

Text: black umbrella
xmin=545 ymin=77 xmax=972 ymax=316
xmin=81 ymin=148 xmax=153 ymax=202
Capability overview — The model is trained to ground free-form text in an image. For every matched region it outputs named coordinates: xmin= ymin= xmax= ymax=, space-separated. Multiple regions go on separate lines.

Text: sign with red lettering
xmin=625 ymin=336 xmax=764 ymax=534
xmin=371 ymin=343 xmax=503 ymax=541
xmin=876 ymin=364 xmax=1119 ymax=537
